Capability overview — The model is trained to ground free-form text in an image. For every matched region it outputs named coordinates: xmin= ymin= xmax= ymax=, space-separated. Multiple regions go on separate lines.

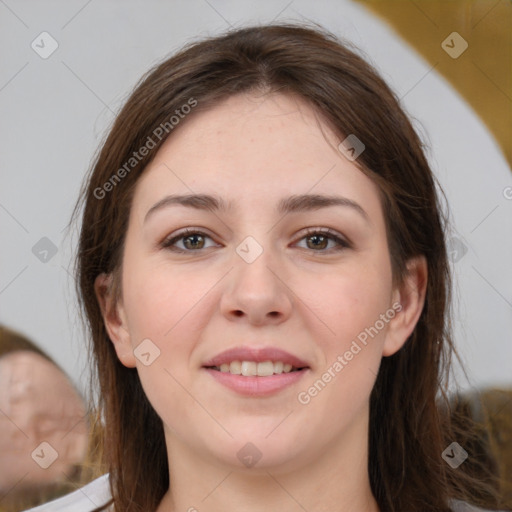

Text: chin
xmin=206 ymin=432 xmax=306 ymax=472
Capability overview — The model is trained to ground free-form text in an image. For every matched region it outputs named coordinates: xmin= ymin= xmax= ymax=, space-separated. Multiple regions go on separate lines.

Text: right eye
xmin=161 ymin=229 xmax=218 ymax=253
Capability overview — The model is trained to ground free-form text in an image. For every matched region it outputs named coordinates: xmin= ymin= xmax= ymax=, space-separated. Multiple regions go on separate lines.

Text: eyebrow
xmin=144 ymin=193 xmax=369 ymax=223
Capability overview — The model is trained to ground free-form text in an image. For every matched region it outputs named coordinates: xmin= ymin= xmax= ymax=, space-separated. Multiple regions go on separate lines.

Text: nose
xmin=219 ymin=241 xmax=293 ymax=326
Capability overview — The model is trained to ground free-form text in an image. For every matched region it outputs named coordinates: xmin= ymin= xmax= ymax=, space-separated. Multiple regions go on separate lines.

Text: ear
xmin=382 ymin=255 xmax=428 ymax=357
xmin=94 ymin=273 xmax=136 ymax=368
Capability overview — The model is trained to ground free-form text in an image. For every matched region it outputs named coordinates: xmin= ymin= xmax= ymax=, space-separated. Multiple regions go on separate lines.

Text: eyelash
xmin=161 ymin=227 xmax=351 ymax=254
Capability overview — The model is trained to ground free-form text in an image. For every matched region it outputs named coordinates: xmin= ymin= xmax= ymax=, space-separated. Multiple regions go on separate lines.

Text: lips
xmin=202 ymin=346 xmax=310 ymax=370
xmin=202 ymin=346 xmax=310 ymax=396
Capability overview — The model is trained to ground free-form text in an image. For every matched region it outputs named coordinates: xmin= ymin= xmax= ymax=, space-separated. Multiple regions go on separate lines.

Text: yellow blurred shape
xmin=356 ymin=0 xmax=512 ymax=169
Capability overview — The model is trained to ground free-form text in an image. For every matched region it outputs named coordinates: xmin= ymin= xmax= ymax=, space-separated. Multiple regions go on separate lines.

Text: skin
xmin=0 ymin=350 xmax=88 ymax=491
xmin=96 ymin=92 xmax=427 ymax=512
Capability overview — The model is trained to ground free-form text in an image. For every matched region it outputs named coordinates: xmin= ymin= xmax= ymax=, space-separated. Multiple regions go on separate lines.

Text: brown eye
xmin=162 ymin=229 xmax=215 ymax=252
xmin=296 ymin=228 xmax=350 ymax=253
xmin=181 ymin=233 xmax=206 ymax=250
xmin=305 ymin=233 xmax=329 ymax=250
xmin=162 ymin=228 xmax=350 ymax=254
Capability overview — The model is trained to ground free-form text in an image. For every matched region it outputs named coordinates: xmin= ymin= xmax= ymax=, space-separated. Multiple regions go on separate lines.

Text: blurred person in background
xmin=0 ymin=325 xmax=91 ymax=511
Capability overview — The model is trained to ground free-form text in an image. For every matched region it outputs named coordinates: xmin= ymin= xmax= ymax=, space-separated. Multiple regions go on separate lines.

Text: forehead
xmin=131 ymin=92 xmax=383 ymax=221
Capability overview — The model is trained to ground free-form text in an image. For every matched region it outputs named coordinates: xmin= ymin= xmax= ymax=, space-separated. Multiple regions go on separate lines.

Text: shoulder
xmin=21 ymin=473 xmax=112 ymax=512
xmin=450 ymin=499 xmax=510 ymax=512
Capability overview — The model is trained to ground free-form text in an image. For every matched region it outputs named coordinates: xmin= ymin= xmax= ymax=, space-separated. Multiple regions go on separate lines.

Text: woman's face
xmin=100 ymin=92 xmax=421 ymax=473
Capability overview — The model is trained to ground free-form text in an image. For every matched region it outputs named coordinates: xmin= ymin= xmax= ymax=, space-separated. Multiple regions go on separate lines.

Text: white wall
xmin=1 ymin=0 xmax=511 ymax=395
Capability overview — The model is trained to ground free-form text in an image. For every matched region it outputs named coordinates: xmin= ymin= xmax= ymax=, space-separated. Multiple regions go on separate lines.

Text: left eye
xmin=296 ymin=228 xmax=350 ymax=252
xmin=162 ymin=228 xmax=349 ymax=253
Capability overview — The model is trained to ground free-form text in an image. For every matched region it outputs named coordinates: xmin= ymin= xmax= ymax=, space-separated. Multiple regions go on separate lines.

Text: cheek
xmin=296 ymin=256 xmax=392 ymax=416
xmin=120 ymin=253 xmax=216 ymax=413
xmin=122 ymin=255 xmax=211 ymax=343
xmin=314 ymin=258 xmax=393 ymax=351
xmin=120 ymin=258 xmax=206 ymax=421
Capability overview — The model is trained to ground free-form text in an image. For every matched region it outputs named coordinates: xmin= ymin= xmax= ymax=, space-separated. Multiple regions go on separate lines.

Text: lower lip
xmin=203 ymin=368 xmax=309 ymax=397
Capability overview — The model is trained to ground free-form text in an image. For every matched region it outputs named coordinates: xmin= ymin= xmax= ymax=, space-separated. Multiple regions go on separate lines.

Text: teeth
xmin=216 ymin=361 xmax=298 ymax=376
xmin=256 ymin=361 xmax=274 ymax=376
xmin=241 ymin=361 xmax=257 ymax=376
xmin=230 ymin=361 xmax=241 ymax=374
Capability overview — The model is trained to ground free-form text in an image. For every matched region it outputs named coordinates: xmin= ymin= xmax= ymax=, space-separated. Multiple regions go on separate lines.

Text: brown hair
xmin=74 ymin=23 xmax=502 ymax=511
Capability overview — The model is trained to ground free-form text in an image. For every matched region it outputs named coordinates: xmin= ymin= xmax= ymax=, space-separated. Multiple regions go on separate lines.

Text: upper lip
xmin=202 ymin=346 xmax=310 ymax=369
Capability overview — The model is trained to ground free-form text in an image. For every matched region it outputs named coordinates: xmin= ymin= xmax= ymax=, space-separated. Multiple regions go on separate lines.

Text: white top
xmin=22 ymin=473 xmax=112 ymax=512
xmin=23 ymin=473 xmax=504 ymax=512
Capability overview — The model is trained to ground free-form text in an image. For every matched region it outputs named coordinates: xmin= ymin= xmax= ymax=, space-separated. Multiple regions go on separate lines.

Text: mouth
xmin=202 ymin=346 xmax=310 ymax=396
xmin=205 ymin=360 xmax=307 ymax=376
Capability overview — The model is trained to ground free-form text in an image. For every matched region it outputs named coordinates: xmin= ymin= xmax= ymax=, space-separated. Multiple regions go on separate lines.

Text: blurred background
xmin=0 ymin=0 xmax=511 ymax=509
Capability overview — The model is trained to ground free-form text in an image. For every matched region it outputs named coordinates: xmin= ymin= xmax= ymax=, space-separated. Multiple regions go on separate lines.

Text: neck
xmin=156 ymin=406 xmax=379 ymax=512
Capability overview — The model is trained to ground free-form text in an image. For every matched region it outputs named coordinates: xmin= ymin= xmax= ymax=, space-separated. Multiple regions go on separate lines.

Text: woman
xmin=25 ymin=23 xmax=505 ymax=512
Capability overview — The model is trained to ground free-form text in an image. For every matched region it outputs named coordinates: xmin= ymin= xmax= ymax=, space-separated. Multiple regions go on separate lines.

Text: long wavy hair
xmin=74 ymin=23 xmax=502 ymax=512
